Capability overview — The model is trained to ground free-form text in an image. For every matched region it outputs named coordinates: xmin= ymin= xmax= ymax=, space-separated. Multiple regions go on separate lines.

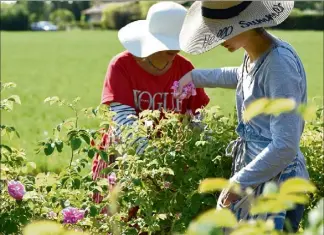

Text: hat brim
xmin=180 ymin=1 xmax=294 ymax=55
xmin=118 ymin=20 xmax=181 ymax=58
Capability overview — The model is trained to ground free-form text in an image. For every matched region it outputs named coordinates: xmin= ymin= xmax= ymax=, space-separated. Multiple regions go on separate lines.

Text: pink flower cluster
xmin=164 ymin=181 xmax=171 ymax=189
xmin=171 ymin=81 xmax=197 ymax=100
xmin=108 ymin=172 xmax=116 ymax=185
xmin=7 ymin=180 xmax=25 ymax=200
xmin=62 ymin=207 xmax=85 ymax=224
xmin=47 ymin=211 xmax=57 ymax=219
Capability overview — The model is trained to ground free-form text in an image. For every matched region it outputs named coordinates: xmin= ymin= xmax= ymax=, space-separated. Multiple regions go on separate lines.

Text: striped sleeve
xmin=109 ymin=102 xmax=148 ymax=155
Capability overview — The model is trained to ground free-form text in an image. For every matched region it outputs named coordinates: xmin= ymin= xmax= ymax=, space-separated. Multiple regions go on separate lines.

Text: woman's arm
xmin=192 ymin=67 xmax=239 ymax=89
xmin=110 ymin=102 xmax=148 ymax=155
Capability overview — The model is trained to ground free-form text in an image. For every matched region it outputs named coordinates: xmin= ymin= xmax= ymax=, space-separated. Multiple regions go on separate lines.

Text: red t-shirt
xmin=101 ymin=51 xmax=209 ymax=114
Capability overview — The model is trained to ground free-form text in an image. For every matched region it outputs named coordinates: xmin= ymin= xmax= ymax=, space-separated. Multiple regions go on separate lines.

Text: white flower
xmin=145 ymin=120 xmax=153 ymax=128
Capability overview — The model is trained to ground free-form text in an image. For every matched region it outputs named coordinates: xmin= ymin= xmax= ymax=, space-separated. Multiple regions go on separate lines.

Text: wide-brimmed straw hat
xmin=180 ymin=1 xmax=294 ymax=55
xmin=118 ymin=1 xmax=187 ymax=58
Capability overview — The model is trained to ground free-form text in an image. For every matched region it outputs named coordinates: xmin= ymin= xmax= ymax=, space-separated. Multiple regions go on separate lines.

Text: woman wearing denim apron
xmin=174 ymin=1 xmax=309 ymax=233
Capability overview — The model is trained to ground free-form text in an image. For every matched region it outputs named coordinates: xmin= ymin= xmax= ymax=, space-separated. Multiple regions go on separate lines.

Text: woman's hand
xmin=217 ymin=188 xmax=241 ymax=209
xmin=173 ymin=71 xmax=194 ymax=99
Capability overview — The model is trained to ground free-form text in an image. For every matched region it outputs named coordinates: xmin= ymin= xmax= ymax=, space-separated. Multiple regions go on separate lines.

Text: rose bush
xmin=1 ymin=83 xmax=323 ymax=235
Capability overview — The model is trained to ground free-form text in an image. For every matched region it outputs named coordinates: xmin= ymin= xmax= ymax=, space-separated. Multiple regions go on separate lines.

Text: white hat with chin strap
xmin=118 ymin=1 xmax=187 ymax=58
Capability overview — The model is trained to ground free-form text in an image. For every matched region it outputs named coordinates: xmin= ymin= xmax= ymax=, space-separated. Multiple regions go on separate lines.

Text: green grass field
xmin=1 ymin=30 xmax=323 ymax=172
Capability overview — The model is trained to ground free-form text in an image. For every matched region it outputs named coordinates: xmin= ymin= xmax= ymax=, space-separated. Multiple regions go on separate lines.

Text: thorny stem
xmin=75 ymin=110 xmax=78 ymax=129
xmin=67 ymin=105 xmax=78 ymax=129
xmin=68 ymin=105 xmax=78 ymax=168
xmin=69 ymin=147 xmax=74 ymax=168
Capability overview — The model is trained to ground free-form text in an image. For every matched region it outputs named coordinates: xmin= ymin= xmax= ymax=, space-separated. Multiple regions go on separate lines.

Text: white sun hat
xmin=180 ymin=1 xmax=294 ymax=55
xmin=118 ymin=1 xmax=188 ymax=58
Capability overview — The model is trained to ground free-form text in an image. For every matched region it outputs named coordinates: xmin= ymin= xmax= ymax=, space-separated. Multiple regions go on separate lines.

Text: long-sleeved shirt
xmin=110 ymin=102 xmax=148 ymax=155
xmin=191 ymin=35 xmax=309 ymax=188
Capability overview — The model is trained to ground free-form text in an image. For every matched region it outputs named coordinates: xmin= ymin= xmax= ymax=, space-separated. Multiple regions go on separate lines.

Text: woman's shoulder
xmin=264 ymin=40 xmax=303 ymax=73
xmin=268 ymin=38 xmax=301 ymax=63
xmin=109 ymin=51 xmax=134 ymax=67
xmin=174 ymin=54 xmax=194 ymax=69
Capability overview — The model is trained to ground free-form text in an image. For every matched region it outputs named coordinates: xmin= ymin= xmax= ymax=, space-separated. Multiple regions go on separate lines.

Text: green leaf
xmin=132 ymin=178 xmax=142 ymax=187
xmin=23 ymin=221 xmax=65 ymax=235
xmin=14 ymin=129 xmax=20 ymax=138
xmin=21 ymin=166 xmax=28 ymax=174
xmin=186 ymin=208 xmax=237 ymax=234
xmin=80 ymin=133 xmax=90 ymax=145
xmin=190 ymin=193 xmax=202 ymax=215
xmin=5 ymin=126 xmax=20 ymax=139
xmin=88 ymin=148 xmax=96 ymax=159
xmin=263 ymin=98 xmax=296 ymax=116
xmin=44 ymin=96 xmax=60 ymax=105
xmin=99 ymin=150 xmax=109 ymax=162
xmin=65 ymin=230 xmax=90 ymax=235
xmin=195 ymin=141 xmax=207 ymax=147
xmin=97 ymin=179 xmax=109 ymax=186
xmin=250 ymin=198 xmax=291 ymax=215
xmin=198 ymin=178 xmax=230 ymax=193
xmin=44 ymin=143 xmax=55 ymax=156
xmin=147 ymin=159 xmax=159 ymax=167
xmin=61 ymin=176 xmax=69 ymax=187
xmin=165 ymin=168 xmax=174 ymax=175
xmin=297 ymin=104 xmax=317 ymax=121
xmin=7 ymin=95 xmax=21 ymax=105
xmin=63 ymin=119 xmax=75 ymax=130
xmin=280 ymin=178 xmax=317 ymax=194
xmin=72 ymin=178 xmax=81 ymax=189
xmin=99 ymin=165 xmax=114 ymax=175
xmin=56 ymin=123 xmax=62 ymax=132
xmin=243 ymin=98 xmax=269 ymax=122
xmin=70 ymin=137 xmax=82 ymax=151
xmin=89 ymin=205 xmax=98 ymax=217
xmin=67 ymin=130 xmax=78 ymax=139
xmin=1 ymin=126 xmax=6 ymax=136
xmin=243 ymin=98 xmax=296 ymax=122
xmin=26 ymin=162 xmax=37 ymax=170
xmin=230 ymin=223 xmax=271 ymax=235
xmin=1 ymin=100 xmax=13 ymax=111
xmin=23 ymin=191 xmax=39 ymax=200
xmin=72 ymin=97 xmax=81 ymax=104
xmin=278 ymin=194 xmax=309 ymax=204
xmin=157 ymin=214 xmax=167 ymax=220
xmin=0 ymin=144 xmax=12 ymax=153
xmin=1 ymin=82 xmax=16 ymax=90
xmin=55 ymin=141 xmax=63 ymax=152
xmin=251 ymin=193 xmax=309 ymax=215
xmin=35 ymin=173 xmax=47 ymax=187
xmin=94 ymin=186 xmax=103 ymax=193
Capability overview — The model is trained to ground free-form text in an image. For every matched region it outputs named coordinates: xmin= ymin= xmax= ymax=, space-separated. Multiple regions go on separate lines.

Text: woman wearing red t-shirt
xmin=92 ymin=2 xmax=210 ymax=205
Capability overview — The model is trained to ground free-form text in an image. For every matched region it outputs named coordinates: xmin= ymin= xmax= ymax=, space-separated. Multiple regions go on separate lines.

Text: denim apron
xmin=220 ymin=122 xmax=300 ymax=232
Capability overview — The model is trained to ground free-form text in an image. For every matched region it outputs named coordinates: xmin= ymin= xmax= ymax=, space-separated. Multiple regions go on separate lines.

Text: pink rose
xmin=8 ymin=180 xmax=25 ymax=200
xmin=47 ymin=211 xmax=57 ymax=219
xmin=108 ymin=172 xmax=117 ymax=185
xmin=164 ymin=181 xmax=171 ymax=189
xmin=171 ymin=81 xmax=197 ymax=100
xmin=62 ymin=207 xmax=85 ymax=224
